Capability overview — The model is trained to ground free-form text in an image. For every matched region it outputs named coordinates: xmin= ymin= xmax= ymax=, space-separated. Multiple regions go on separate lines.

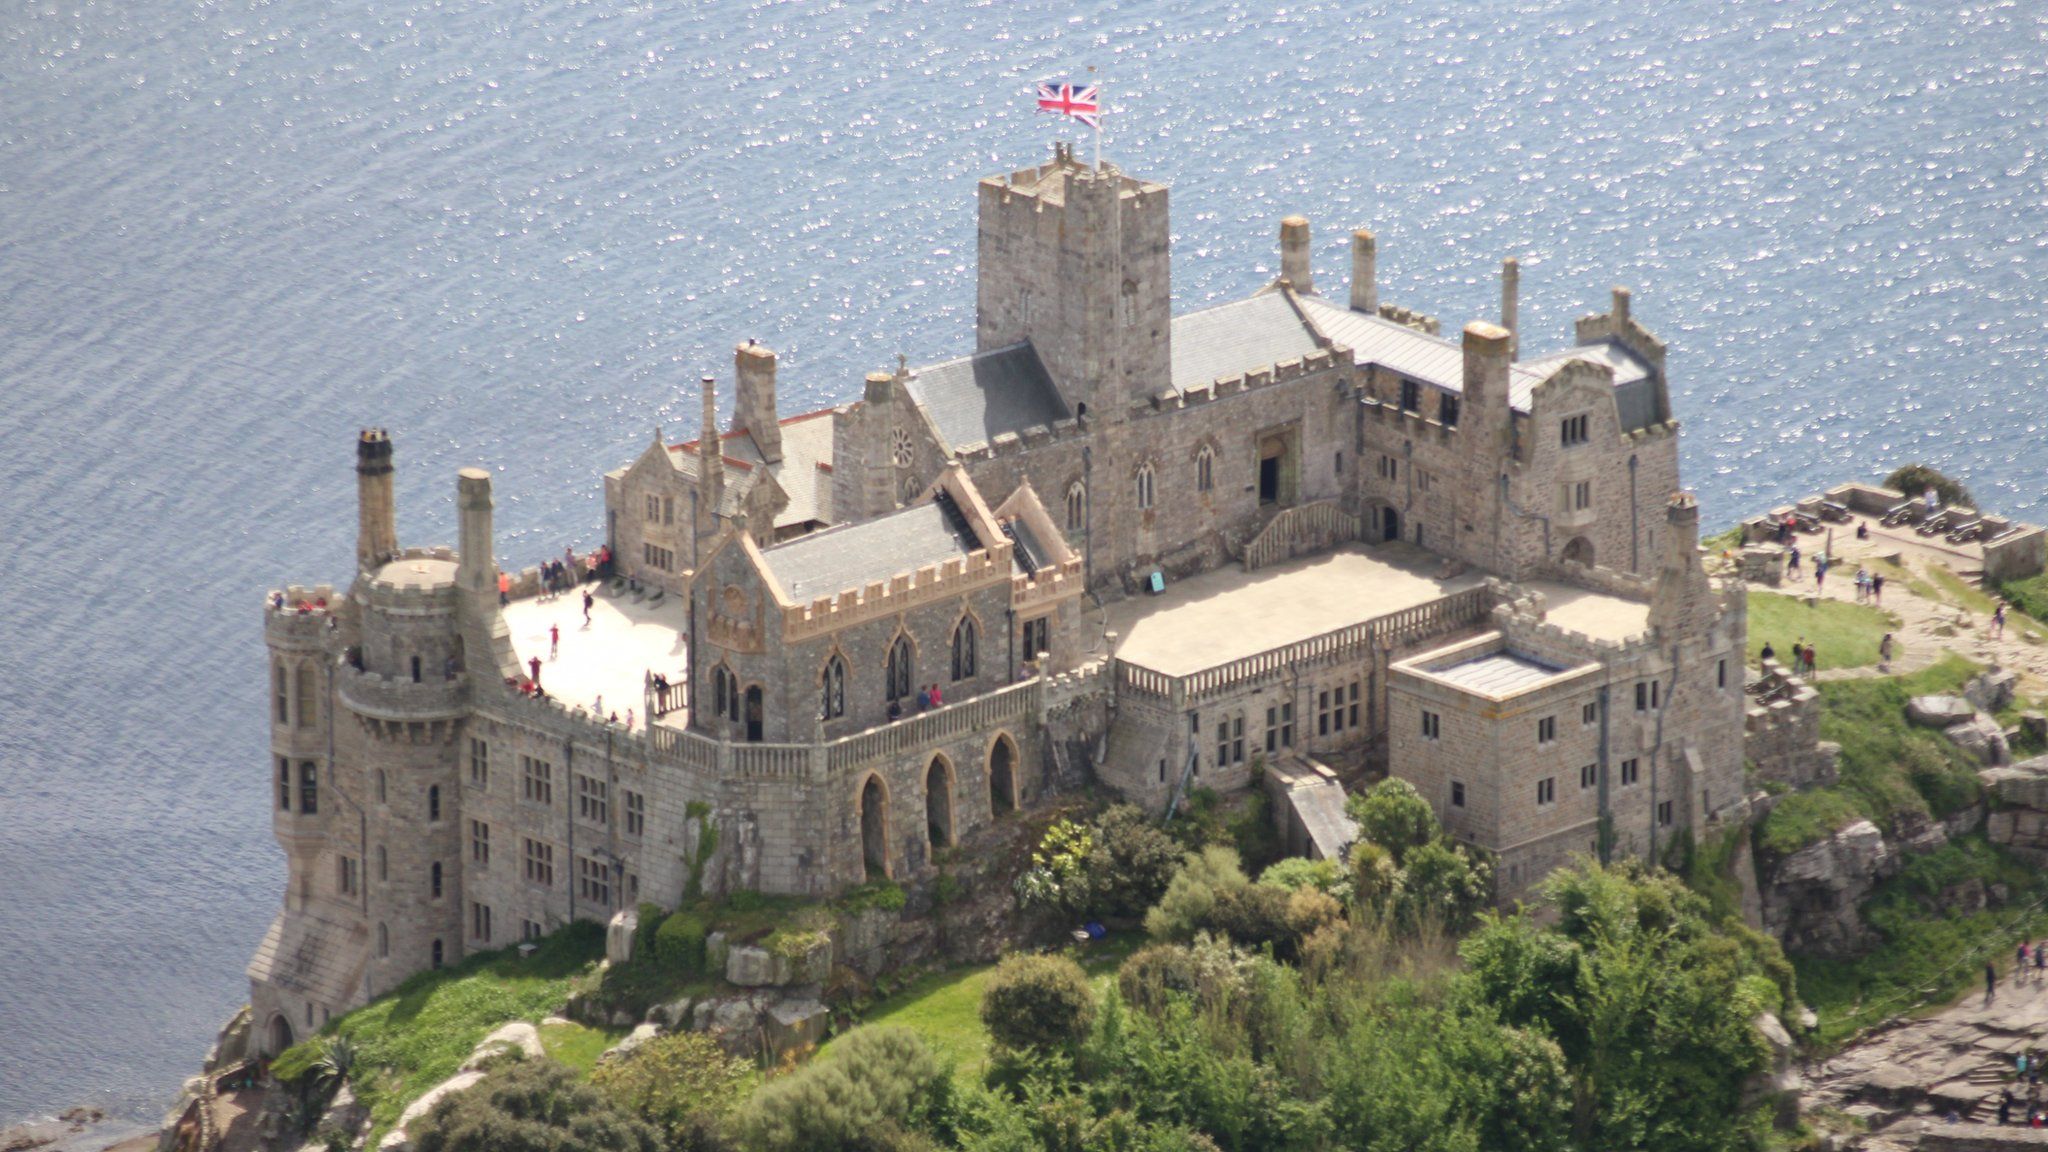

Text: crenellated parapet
xmin=335 ymin=663 xmax=469 ymax=723
xmin=1011 ymin=555 xmax=1085 ymax=612
xmin=782 ymin=544 xmax=1014 ymax=642
xmin=1154 ymin=344 xmax=1347 ymax=411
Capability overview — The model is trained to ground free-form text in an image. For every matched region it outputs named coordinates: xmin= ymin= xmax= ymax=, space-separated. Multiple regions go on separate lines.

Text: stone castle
xmin=246 ymin=144 xmax=1749 ymax=1055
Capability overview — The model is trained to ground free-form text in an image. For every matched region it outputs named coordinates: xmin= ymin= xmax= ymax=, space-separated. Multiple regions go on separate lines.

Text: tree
xmin=1346 ymin=779 xmax=1437 ymax=866
xmin=591 ymin=1032 xmax=749 ymax=1152
xmin=1884 ymin=463 xmax=1972 ymax=510
xmin=1394 ymin=840 xmax=1493 ymax=931
xmin=1087 ymin=805 xmax=1185 ymax=919
xmin=411 ymin=1059 xmax=661 ymax=1152
xmin=982 ymin=954 xmax=1097 ymax=1053
xmin=1144 ymin=846 xmax=1248 ymax=941
xmin=733 ymin=1026 xmax=952 ymax=1152
xmin=1016 ymin=819 xmax=1097 ymax=920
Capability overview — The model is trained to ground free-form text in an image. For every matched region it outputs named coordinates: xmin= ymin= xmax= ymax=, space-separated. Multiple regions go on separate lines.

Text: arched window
xmin=428 ymin=785 xmax=441 ymax=823
xmin=430 ymin=939 xmax=444 ymax=970
xmin=299 ymin=762 xmax=318 ymax=815
xmin=377 ymin=922 xmax=389 ymax=958
xmin=886 ymin=635 xmax=914 ymax=704
xmin=712 ymin=665 xmax=741 ymax=724
xmin=1197 ymin=446 xmax=1215 ymax=493
xmin=1136 ymin=463 xmax=1155 ymax=511
xmin=430 ymin=861 xmax=443 ymax=899
xmin=376 ymin=769 xmax=386 ymax=804
xmin=951 ymin=618 xmax=977 ymax=682
xmin=821 ymin=655 xmax=846 ymax=720
xmin=1065 ymin=483 xmax=1086 ymax=532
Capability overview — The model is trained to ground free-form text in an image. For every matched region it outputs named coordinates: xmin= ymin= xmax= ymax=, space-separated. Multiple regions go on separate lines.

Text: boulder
xmin=606 ymin=909 xmax=638 ymax=965
xmin=726 ymin=945 xmax=784 ymax=987
xmin=599 ymin=1022 xmax=661 ymax=1065
xmin=647 ymin=996 xmax=694 ymax=1032
xmin=1761 ymin=819 xmax=1897 ymax=958
xmin=381 ymin=1070 xmax=486 ymax=1152
xmin=1965 ymin=668 xmax=2020 ymax=714
xmin=1908 ymin=696 xmax=1976 ymax=728
xmin=2022 ymin=712 xmax=2047 ymax=745
xmin=763 ymin=998 xmax=830 ymax=1058
xmin=459 ymin=1021 xmax=544 ymax=1072
xmin=704 ymin=931 xmax=730 ymax=974
xmin=1944 ymin=714 xmax=2009 ymax=765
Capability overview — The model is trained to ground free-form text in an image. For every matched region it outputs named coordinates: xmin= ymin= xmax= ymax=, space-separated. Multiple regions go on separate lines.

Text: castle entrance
xmin=1257 ymin=427 xmax=1298 ymax=506
xmin=988 ymin=735 xmax=1017 ymax=816
xmin=267 ymin=1013 xmax=294 ymax=1056
xmin=925 ymin=756 xmax=954 ymax=851
xmin=1562 ymin=536 xmax=1595 ymax=566
xmin=859 ymin=775 xmax=889 ymax=879
xmin=1380 ymin=507 xmax=1402 ymax=542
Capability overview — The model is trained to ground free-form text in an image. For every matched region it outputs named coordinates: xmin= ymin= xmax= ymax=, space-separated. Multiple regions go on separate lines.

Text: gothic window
xmin=299 ymin=762 xmax=318 ymax=815
xmin=951 ymin=618 xmax=977 ymax=682
xmin=821 ymin=654 xmax=847 ymax=719
xmin=886 ymin=634 xmax=914 ymax=704
xmin=1065 ymin=483 xmax=1086 ymax=533
xmin=891 ymin=426 xmax=915 ymax=469
xmin=376 ymin=769 xmax=386 ymax=804
xmin=295 ymin=665 xmax=315 ymax=728
xmin=427 ymin=785 xmax=440 ymax=822
xmin=430 ymin=861 xmax=443 ymax=900
xmin=1135 ymin=463 xmax=1155 ymax=511
xmin=712 ymin=665 xmax=741 ymax=723
xmin=273 ymin=663 xmax=288 ymax=724
xmin=1196 ymin=446 xmax=1214 ymax=493
xmin=277 ymin=757 xmax=291 ymax=811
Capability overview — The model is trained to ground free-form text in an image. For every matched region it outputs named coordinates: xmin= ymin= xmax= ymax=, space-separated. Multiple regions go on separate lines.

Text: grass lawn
xmin=1746 ymin=590 xmax=1900 ymax=671
xmin=540 ymin=1020 xmax=626 ymax=1076
xmin=820 ymin=934 xmax=1143 ymax=1086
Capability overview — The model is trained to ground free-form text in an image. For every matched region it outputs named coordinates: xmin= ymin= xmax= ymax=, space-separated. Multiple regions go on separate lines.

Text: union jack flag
xmin=1036 ymin=82 xmax=1101 ymax=129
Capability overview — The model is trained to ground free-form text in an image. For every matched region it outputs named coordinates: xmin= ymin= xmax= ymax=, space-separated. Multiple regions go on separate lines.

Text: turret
xmin=735 ymin=340 xmax=781 ymax=463
xmin=1350 ymin=229 xmax=1378 ymax=314
xmin=1460 ymin=321 xmax=1514 ymax=446
xmin=357 ymin=429 xmax=397 ymax=572
xmin=1280 ymin=216 xmax=1314 ymax=294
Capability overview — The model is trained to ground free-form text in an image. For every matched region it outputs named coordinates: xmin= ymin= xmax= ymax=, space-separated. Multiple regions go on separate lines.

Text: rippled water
xmin=4 ymin=0 xmax=2046 ymax=1125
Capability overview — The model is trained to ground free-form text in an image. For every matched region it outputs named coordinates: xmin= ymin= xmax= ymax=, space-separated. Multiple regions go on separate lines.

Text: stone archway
xmin=1380 ymin=506 xmax=1402 ymax=543
xmin=988 ymin=733 xmax=1018 ymax=817
xmin=859 ymin=774 xmax=890 ymax=880
xmin=1562 ymin=536 xmax=1595 ymax=566
xmin=925 ymin=756 xmax=955 ymax=852
xmin=268 ymin=1013 xmax=294 ymax=1056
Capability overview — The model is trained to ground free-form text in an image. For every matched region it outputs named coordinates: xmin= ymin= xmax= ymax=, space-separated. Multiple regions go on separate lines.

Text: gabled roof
xmin=759 ymin=501 xmax=983 ymax=603
xmin=904 ymin=343 xmax=1069 ymax=453
xmin=1169 ymin=292 xmax=1324 ymax=393
xmin=670 ymin=408 xmax=836 ymax=528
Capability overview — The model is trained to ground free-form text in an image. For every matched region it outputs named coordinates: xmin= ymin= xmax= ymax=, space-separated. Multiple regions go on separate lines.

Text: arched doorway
xmin=859 ymin=774 xmax=890 ymax=879
xmin=1561 ymin=536 xmax=1595 ymax=566
xmin=925 ymin=756 xmax=954 ymax=852
xmin=744 ymin=685 xmax=764 ymax=743
xmin=268 ymin=1013 xmax=294 ymax=1056
xmin=1380 ymin=507 xmax=1401 ymax=542
xmin=988 ymin=734 xmax=1017 ymax=817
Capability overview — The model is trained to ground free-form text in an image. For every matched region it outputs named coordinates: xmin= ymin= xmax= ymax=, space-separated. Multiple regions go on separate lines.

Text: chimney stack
xmin=1612 ymin=285 xmax=1632 ymax=329
xmin=1501 ymin=258 xmax=1520 ymax=359
xmin=1279 ymin=216 xmax=1314 ymax=295
xmin=1460 ymin=321 xmax=1513 ymax=413
xmin=699 ymin=376 xmax=724 ymax=518
xmin=456 ymin=467 xmax=496 ymax=600
xmin=1350 ymin=229 xmax=1378 ymax=315
xmin=355 ymin=428 xmax=397 ymax=572
xmin=734 ymin=340 xmax=782 ymax=463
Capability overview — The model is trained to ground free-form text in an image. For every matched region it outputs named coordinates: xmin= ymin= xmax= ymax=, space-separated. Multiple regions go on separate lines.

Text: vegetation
xmin=979 ymin=955 xmax=1096 ymax=1054
xmin=1755 ymin=655 xmax=1981 ymax=858
xmin=591 ymin=1032 xmax=753 ymax=1152
xmin=733 ymin=1026 xmax=953 ymax=1152
xmin=1017 ymin=804 xmax=1183 ymax=923
xmin=1745 ymin=591 xmax=1899 ymax=672
xmin=1884 ymin=464 xmax=1972 ymax=510
xmin=537 ymin=1021 xmax=625 ymax=1077
xmin=2001 ymin=573 xmax=2048 ymax=624
xmin=271 ymin=921 xmax=605 ymax=1139
xmin=411 ymin=1057 xmax=660 ymax=1152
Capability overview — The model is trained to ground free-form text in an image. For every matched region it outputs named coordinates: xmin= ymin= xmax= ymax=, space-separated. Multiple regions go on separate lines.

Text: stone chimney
xmin=699 ymin=375 xmax=724 ymax=518
xmin=1461 ymin=321 xmax=1513 ymax=418
xmin=1612 ymin=285 xmax=1631 ymax=329
xmin=356 ymin=428 xmax=397 ymax=572
xmin=1501 ymin=258 xmax=1520 ymax=359
xmin=862 ymin=370 xmax=897 ymax=518
xmin=734 ymin=340 xmax=781 ymax=464
xmin=1280 ymin=216 xmax=1314 ymax=294
xmin=456 ymin=467 xmax=496 ymax=599
xmin=1350 ymin=229 xmax=1378 ymax=315
xmin=1650 ymin=490 xmax=1717 ymax=637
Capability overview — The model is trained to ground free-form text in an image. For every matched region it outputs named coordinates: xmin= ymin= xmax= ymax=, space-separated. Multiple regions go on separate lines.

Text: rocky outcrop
xmin=1966 ymin=668 xmax=2020 ymax=715
xmin=725 ymin=936 xmax=831 ymax=988
xmin=458 ymin=1021 xmax=542 ymax=1072
xmin=1760 ymin=819 xmax=1899 ymax=958
xmin=1984 ymin=757 xmax=2048 ymax=863
xmin=1949 ymin=715 xmax=2011 ymax=766
xmin=1742 ymin=1013 xmax=1803 ymax=1127
xmin=1910 ymin=696 xmax=1978 ymax=728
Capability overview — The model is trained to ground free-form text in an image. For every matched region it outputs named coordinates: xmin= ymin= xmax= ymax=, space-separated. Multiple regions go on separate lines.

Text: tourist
xmin=1760 ymin=640 xmax=1776 ymax=664
xmin=931 ymin=683 xmax=944 ymax=708
xmin=1814 ymin=557 xmax=1827 ymax=592
xmin=1926 ymin=487 xmax=1941 ymax=514
xmin=498 ymin=570 xmax=510 ymax=606
xmin=2033 ymin=942 xmax=2043 ymax=971
xmin=1872 ymin=573 xmax=1885 ymax=604
xmin=528 ymin=655 xmax=541 ymax=689
xmin=2021 ymin=943 xmax=2031 ymax=983
xmin=2002 ymin=1093 xmax=2015 ymax=1125
xmin=1879 ymin=633 xmax=1895 ymax=672
xmin=887 ymin=698 xmax=902 ymax=721
xmin=583 ymin=589 xmax=595 ymax=625
xmin=550 ymin=623 xmax=560 ymax=659
xmin=1804 ymin=644 xmax=1818 ymax=675
xmin=593 ymin=693 xmax=603 ymax=716
xmin=1857 ymin=521 xmax=1870 ymax=540
xmin=624 ymin=708 xmax=634 ymax=731
xmin=1994 ymin=603 xmax=2007 ymax=640
xmin=1789 ymin=545 xmax=1802 ymax=573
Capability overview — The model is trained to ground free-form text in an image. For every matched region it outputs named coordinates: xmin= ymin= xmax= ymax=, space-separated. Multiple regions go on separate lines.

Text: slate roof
xmin=1169 ymin=292 xmax=1325 ymax=393
xmin=671 ymin=408 xmax=837 ymax=528
xmin=760 ymin=501 xmax=983 ymax=602
xmin=1517 ymin=339 xmax=1652 ymax=388
xmin=1431 ymin=651 xmax=1571 ymax=696
xmin=904 ymin=343 xmax=1068 ymax=453
xmin=1296 ymin=295 xmax=1572 ymax=413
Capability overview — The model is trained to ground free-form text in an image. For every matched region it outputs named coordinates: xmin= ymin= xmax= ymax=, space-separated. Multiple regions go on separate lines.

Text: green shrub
xmin=980 ymin=954 xmax=1097 ymax=1054
xmin=1088 ymin=804 xmax=1185 ymax=919
xmin=733 ymin=1026 xmax=952 ymax=1152
xmin=412 ymin=1058 xmax=660 ymax=1152
xmin=1016 ymin=818 xmax=1097 ymax=920
xmin=655 ymin=912 xmax=710 ymax=976
xmin=1346 ymin=779 xmax=1437 ymax=866
xmin=1204 ymin=882 xmax=1295 ymax=952
xmin=1226 ymin=785 xmax=1284 ymax=876
xmin=591 ymin=1032 xmax=750 ymax=1152
xmin=835 ymin=879 xmax=908 ymax=916
xmin=2002 ymin=573 xmax=2048 ymax=623
xmin=1258 ymin=857 xmax=1344 ymax=896
xmin=1144 ymin=846 xmax=1248 ymax=941
xmin=1884 ymin=464 xmax=1972 ymax=510
xmin=633 ymin=903 xmax=667 ymax=958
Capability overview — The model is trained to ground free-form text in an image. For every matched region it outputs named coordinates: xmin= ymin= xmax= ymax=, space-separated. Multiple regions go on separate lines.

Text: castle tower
xmin=357 ymin=429 xmax=398 ymax=571
xmin=975 ymin=144 xmax=1170 ymax=420
xmin=1279 ymin=216 xmax=1314 ymax=294
xmin=1459 ymin=321 xmax=1515 ymax=569
xmin=735 ymin=341 xmax=781 ymax=464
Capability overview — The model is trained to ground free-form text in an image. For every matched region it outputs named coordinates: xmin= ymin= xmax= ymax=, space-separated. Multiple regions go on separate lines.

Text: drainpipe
xmin=1647 ymin=642 xmax=1678 ymax=864
xmin=1006 ymin=606 xmax=1016 ymax=683
xmin=565 ymin=736 xmax=576 ymax=923
xmin=1082 ymin=443 xmax=1095 ymax=589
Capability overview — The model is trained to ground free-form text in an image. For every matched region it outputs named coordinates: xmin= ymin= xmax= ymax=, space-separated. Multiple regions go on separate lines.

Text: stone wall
xmin=1745 ymin=660 xmax=1839 ymax=792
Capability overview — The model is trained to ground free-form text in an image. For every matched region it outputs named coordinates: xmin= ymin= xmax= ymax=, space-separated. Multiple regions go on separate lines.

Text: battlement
xmin=266 ymin=585 xmax=338 ymax=640
xmin=1011 ymin=555 xmax=1085 ymax=611
xmin=1378 ymin=303 xmax=1441 ymax=335
xmin=1490 ymin=593 xmax=1654 ymax=663
xmin=783 ymin=542 xmax=1014 ymax=642
xmin=1745 ymin=659 xmax=1837 ymax=790
xmin=1153 ymin=344 xmax=1346 ymax=411
xmin=978 ymin=146 xmax=1166 ymax=211
xmin=955 ymin=414 xmax=1087 ymax=463
xmin=336 ymin=662 xmax=468 ymax=723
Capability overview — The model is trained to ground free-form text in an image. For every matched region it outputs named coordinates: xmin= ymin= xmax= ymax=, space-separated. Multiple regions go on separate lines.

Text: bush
xmin=655 ymin=912 xmax=710 ymax=976
xmin=633 ymin=903 xmax=668 ymax=959
xmin=412 ymin=1058 xmax=661 ymax=1152
xmin=1144 ymin=846 xmax=1248 ymax=941
xmin=1884 ymin=464 xmax=1972 ymax=510
xmin=1016 ymin=819 xmax=1097 ymax=920
xmin=591 ymin=1032 xmax=749 ymax=1152
xmin=1258 ymin=857 xmax=1344 ymax=897
xmin=733 ymin=1026 xmax=951 ymax=1152
xmin=1204 ymin=883 xmax=1295 ymax=953
xmin=1088 ymin=805 xmax=1185 ymax=919
xmin=1346 ymin=779 xmax=1437 ymax=866
xmin=836 ymin=879 xmax=908 ymax=916
xmin=980 ymin=954 xmax=1096 ymax=1053
xmin=1394 ymin=840 xmax=1493 ymax=931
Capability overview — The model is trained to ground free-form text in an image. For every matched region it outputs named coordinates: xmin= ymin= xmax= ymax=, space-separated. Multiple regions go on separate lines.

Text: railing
xmin=1242 ymin=501 xmax=1361 ymax=571
xmin=1117 ymin=585 xmax=1496 ymax=704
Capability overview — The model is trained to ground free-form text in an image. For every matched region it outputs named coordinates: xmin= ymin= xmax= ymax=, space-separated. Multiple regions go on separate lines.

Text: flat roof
xmin=1431 ymin=651 xmax=1569 ymax=695
xmin=1522 ymin=580 xmax=1651 ymax=643
xmin=1107 ymin=543 xmax=1486 ymax=676
xmin=503 ymin=587 xmax=688 ymax=729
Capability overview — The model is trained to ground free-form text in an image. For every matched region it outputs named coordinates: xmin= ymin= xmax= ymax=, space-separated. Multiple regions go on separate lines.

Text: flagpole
xmin=1090 ymin=67 xmax=1102 ymax=171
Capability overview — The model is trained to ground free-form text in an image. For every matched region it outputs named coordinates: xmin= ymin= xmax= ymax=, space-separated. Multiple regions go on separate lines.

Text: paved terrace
xmin=503 ymin=586 xmax=688 ymax=728
xmin=1105 ymin=543 xmax=1652 ymax=681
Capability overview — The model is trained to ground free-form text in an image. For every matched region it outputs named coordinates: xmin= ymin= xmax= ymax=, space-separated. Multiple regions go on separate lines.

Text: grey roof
xmin=760 ymin=501 xmax=981 ymax=602
xmin=1296 ymin=295 xmax=1552 ymax=413
xmin=1005 ymin=515 xmax=1053 ymax=575
xmin=904 ymin=342 xmax=1068 ymax=453
xmin=1169 ymin=293 xmax=1325 ymax=393
xmin=1432 ymin=651 xmax=1570 ymax=696
xmin=719 ymin=410 xmax=836 ymax=529
xmin=1517 ymin=340 xmax=1661 ymax=432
